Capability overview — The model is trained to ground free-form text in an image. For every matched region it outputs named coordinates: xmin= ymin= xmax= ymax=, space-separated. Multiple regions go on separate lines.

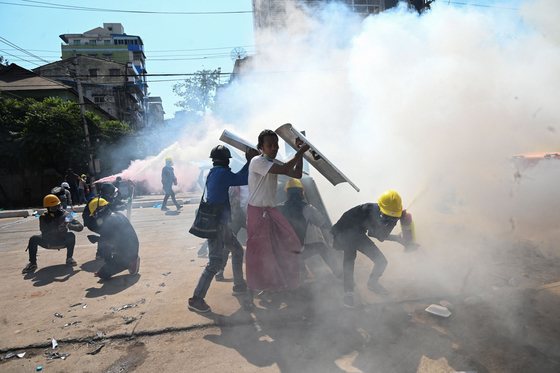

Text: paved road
xmin=1 ymin=194 xmax=559 ymax=372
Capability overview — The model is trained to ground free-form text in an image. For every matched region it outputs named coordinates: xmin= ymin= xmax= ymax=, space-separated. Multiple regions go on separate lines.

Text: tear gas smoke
xmin=116 ymin=1 xmax=560 ymax=257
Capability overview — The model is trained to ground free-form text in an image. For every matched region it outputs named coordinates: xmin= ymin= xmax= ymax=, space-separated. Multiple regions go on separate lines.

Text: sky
xmin=0 ymin=0 xmax=515 ymax=120
xmin=0 ymin=0 xmax=255 ymax=119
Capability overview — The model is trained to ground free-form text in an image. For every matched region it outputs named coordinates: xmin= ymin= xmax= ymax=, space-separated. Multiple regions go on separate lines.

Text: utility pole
xmin=72 ymin=53 xmax=97 ymax=193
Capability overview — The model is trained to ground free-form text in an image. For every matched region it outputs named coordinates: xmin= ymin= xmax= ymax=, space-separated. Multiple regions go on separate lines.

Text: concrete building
xmin=59 ymin=23 xmax=148 ymax=113
xmin=33 ymin=56 xmax=145 ymax=129
xmin=252 ymin=0 xmax=429 ymax=30
xmin=0 ymin=63 xmax=116 ymax=121
xmin=147 ymin=97 xmax=165 ymax=128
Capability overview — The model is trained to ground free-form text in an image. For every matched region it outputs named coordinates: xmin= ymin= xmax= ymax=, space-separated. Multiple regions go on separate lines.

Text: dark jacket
xmin=161 ymin=166 xmax=175 ymax=188
xmin=331 ymin=203 xmax=397 ymax=242
xmin=277 ymin=199 xmax=308 ymax=245
xmin=40 ymin=209 xmax=83 ymax=242
xmin=98 ymin=211 xmax=139 ymax=261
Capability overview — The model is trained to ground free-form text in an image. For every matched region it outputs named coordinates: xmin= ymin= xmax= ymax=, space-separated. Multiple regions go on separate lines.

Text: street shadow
xmin=24 ymin=264 xmax=80 ymax=287
xmin=84 ymin=274 xmax=141 ymax=298
xmin=80 ymin=259 xmax=103 ymax=273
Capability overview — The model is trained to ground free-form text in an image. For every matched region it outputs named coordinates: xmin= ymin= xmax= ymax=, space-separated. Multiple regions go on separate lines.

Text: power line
xmin=0 ymin=37 xmax=51 ymax=63
xmin=0 ymin=48 xmax=41 ymax=66
xmin=446 ymin=1 xmax=518 ymax=10
xmin=0 ymin=0 xmax=253 ymax=14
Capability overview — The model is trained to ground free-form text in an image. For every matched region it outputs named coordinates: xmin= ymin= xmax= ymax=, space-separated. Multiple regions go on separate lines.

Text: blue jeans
xmin=193 ymin=224 xmax=245 ymax=299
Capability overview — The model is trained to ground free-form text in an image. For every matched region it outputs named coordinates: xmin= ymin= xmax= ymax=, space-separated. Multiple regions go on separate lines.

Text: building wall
xmin=34 ymin=57 xmax=145 ymax=128
xmin=61 ymin=45 xmax=130 ymax=64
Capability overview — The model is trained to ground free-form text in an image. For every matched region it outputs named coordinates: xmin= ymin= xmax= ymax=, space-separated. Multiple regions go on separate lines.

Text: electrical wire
xmin=446 ymin=1 xmax=518 ymax=10
xmin=0 ymin=48 xmax=41 ymax=66
xmin=1 ymin=0 xmax=253 ymax=14
xmin=0 ymin=37 xmax=51 ymax=63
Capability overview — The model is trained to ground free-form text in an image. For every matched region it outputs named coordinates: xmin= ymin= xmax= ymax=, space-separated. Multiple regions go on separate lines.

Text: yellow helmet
xmin=165 ymin=157 xmax=173 ymax=162
xmin=378 ymin=190 xmax=403 ymax=218
xmin=284 ymin=178 xmax=304 ymax=193
xmin=43 ymin=194 xmax=61 ymax=207
xmin=89 ymin=198 xmax=109 ymax=216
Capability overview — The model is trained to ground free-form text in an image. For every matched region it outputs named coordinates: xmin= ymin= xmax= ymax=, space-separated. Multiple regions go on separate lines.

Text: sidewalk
xmin=0 ymin=192 xmax=201 ymax=219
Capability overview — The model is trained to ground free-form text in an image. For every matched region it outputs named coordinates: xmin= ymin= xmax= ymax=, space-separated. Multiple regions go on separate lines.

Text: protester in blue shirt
xmin=188 ymin=145 xmax=258 ymax=313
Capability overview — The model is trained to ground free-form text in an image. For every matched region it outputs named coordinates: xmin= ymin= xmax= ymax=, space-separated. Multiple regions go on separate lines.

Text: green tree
xmin=0 ymin=96 xmax=133 ymax=173
xmin=173 ymin=69 xmax=221 ymax=115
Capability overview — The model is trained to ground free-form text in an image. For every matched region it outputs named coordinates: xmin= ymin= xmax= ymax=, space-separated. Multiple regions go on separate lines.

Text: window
xmin=93 ymin=96 xmax=105 ymax=103
xmin=103 ymin=53 xmax=112 ymax=61
xmin=73 ymin=40 xmax=81 ymax=45
xmin=89 ymin=69 xmax=98 ymax=77
xmin=104 ymin=40 xmax=111 ymax=45
xmin=109 ymin=69 xmax=120 ymax=76
xmin=90 ymin=40 xmax=96 ymax=46
xmin=133 ymin=52 xmax=142 ymax=60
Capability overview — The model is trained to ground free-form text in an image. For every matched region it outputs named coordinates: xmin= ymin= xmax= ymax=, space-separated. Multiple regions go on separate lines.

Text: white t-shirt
xmin=248 ymin=156 xmax=277 ymax=207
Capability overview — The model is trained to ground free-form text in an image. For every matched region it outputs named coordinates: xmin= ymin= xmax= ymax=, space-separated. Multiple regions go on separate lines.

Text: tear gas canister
xmin=400 ymin=211 xmax=416 ymax=245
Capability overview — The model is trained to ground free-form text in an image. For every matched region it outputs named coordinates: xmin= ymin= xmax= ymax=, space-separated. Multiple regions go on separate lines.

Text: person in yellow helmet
xmin=22 ymin=194 xmax=83 ymax=274
xmin=330 ymin=190 xmax=416 ymax=308
xmin=161 ymin=157 xmax=181 ymax=211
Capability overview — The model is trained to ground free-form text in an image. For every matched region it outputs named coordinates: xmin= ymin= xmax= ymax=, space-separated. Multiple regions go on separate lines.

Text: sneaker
xmin=367 ymin=280 xmax=389 ymax=295
xmin=343 ymin=292 xmax=354 ymax=309
xmin=161 ymin=206 xmax=170 ymax=211
xmin=66 ymin=258 xmax=77 ymax=266
xmin=129 ymin=256 xmax=140 ymax=275
xmin=188 ymin=297 xmax=211 ymax=313
xmin=232 ymin=283 xmax=247 ymax=296
xmin=215 ymin=270 xmax=225 ymax=282
xmin=176 ymin=205 xmax=183 ymax=210
xmin=22 ymin=263 xmax=37 ymax=274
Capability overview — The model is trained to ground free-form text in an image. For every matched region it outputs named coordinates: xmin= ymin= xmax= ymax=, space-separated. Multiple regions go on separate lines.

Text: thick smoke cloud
xmin=116 ymin=1 xmax=560 ymax=257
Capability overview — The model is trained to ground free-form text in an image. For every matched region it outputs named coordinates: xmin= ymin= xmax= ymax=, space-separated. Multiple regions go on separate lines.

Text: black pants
xmin=98 ymin=253 xmax=131 ymax=279
xmin=301 ymin=242 xmax=342 ymax=277
xmin=162 ymin=186 xmax=179 ymax=208
xmin=27 ymin=233 xmax=75 ymax=265
xmin=333 ymin=231 xmax=387 ymax=293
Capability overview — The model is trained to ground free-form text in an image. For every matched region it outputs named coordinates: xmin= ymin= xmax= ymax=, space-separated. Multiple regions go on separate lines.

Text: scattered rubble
xmin=108 ymin=298 xmax=146 ymax=311
xmin=86 ymin=343 xmax=105 ymax=355
xmin=425 ymin=304 xmax=451 ymax=317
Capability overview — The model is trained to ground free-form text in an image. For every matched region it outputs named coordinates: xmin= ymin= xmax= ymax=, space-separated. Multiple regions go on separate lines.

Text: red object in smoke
xmin=400 ymin=210 xmax=416 ymax=245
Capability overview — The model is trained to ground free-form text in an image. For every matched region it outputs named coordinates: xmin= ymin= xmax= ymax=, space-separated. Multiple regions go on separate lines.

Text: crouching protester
xmin=188 ymin=145 xmax=258 ymax=313
xmin=22 ymin=194 xmax=83 ymax=274
xmin=88 ymin=199 xmax=140 ymax=279
xmin=331 ymin=190 xmax=419 ymax=309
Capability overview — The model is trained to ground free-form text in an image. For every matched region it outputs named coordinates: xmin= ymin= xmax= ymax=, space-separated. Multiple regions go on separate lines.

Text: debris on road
xmin=69 ymin=303 xmax=82 ymax=307
xmin=82 ymin=304 xmax=88 ymax=309
xmin=155 ymin=290 xmax=162 ymax=294
xmin=508 ymin=277 xmax=520 ymax=286
xmin=108 ymin=298 xmax=146 ymax=311
xmin=162 ymin=271 xmax=171 ymax=276
xmin=425 ymin=304 xmax=451 ymax=317
xmin=63 ymin=321 xmax=82 ymax=327
xmin=52 ymin=338 xmax=58 ymax=349
xmin=4 ymin=353 xmax=15 ymax=359
xmin=464 ymin=295 xmax=483 ymax=305
xmin=37 ymin=366 xmax=42 ymax=371
xmin=44 ymin=351 xmax=70 ymax=360
xmin=159 ymin=283 xmax=166 ymax=287
xmin=17 ymin=352 xmax=26 ymax=358
xmin=97 ymin=331 xmax=103 ymax=338
xmin=86 ymin=343 xmax=105 ymax=355
xmin=54 ymin=313 xmax=63 ymax=318
xmin=439 ymin=300 xmax=454 ymax=309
